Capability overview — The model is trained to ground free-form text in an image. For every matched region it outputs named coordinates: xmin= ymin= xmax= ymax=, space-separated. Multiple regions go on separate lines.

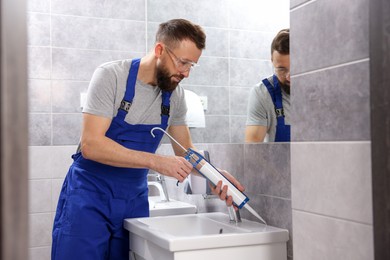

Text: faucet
xmin=148 ymin=173 xmax=170 ymax=202
xmin=227 ymin=206 xmax=241 ymax=223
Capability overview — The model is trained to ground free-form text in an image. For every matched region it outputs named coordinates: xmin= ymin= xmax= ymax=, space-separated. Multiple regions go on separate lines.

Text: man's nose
xmin=180 ymin=70 xmax=190 ymax=78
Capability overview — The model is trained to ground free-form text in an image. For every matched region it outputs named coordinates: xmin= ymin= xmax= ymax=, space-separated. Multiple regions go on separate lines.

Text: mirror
xmin=244 ymin=29 xmax=290 ymax=143
xmin=28 ymin=0 xmax=290 ymax=146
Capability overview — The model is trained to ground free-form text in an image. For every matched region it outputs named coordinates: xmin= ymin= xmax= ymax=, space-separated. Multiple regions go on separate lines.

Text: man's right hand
xmin=152 ymin=155 xmax=193 ymax=182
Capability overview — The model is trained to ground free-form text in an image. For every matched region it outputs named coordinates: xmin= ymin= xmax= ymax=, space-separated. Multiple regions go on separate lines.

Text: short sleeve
xmin=169 ymin=85 xmax=188 ymax=126
xmin=83 ymin=67 xmax=117 ymax=119
xmin=246 ymin=84 xmax=269 ymax=126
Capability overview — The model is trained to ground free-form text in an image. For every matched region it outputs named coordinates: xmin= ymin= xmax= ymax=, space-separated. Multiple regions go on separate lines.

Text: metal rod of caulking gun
xmin=150 ymin=127 xmax=188 ymax=154
xmin=150 ymin=127 xmax=191 ymax=186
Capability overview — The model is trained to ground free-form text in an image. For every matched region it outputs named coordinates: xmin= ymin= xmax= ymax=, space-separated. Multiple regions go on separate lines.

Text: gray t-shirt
xmin=246 ymin=75 xmax=290 ymax=142
xmin=83 ymin=59 xmax=188 ymax=126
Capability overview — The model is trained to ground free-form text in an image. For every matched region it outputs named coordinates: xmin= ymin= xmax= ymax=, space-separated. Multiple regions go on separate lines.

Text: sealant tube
xmin=185 ymin=149 xmax=249 ymax=209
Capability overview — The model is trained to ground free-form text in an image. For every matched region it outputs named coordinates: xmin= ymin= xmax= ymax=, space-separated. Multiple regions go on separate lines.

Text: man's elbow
xmin=245 ymin=136 xmax=264 ymax=143
xmin=80 ymin=139 xmax=94 ymax=160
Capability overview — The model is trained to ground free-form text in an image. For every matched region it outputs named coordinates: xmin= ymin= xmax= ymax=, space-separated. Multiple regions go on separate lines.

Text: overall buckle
xmin=275 ymin=108 xmax=285 ymax=117
xmin=161 ymin=105 xmax=170 ymax=116
xmin=120 ymin=100 xmax=132 ymax=112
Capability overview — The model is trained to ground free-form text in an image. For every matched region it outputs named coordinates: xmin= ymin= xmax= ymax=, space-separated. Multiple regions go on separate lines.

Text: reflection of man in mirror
xmin=245 ymin=29 xmax=290 ymax=142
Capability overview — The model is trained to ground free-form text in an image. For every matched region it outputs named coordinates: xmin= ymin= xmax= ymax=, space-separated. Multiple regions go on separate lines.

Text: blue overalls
xmin=262 ymin=75 xmax=290 ymax=142
xmin=51 ymin=59 xmax=172 ymax=259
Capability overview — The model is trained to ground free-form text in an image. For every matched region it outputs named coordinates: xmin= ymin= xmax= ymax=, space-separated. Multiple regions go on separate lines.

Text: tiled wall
xmin=27 ymin=0 xmax=290 ymax=259
xmin=290 ymin=0 xmax=373 ymax=259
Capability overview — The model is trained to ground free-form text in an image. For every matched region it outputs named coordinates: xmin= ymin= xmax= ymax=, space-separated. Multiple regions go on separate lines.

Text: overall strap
xmin=160 ymin=91 xmax=172 ymax=126
xmin=117 ymin=58 xmax=141 ymax=120
xmin=262 ymin=75 xmax=286 ymax=126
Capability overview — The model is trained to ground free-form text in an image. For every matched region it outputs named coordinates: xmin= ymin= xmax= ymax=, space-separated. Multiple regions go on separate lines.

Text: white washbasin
xmin=148 ymin=196 xmax=197 ymax=217
xmin=124 ymin=212 xmax=289 ymax=260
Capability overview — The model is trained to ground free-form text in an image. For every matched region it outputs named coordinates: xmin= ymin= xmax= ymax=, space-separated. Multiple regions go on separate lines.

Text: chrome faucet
xmin=148 ymin=173 xmax=170 ymax=202
xmin=227 ymin=206 xmax=241 ymax=223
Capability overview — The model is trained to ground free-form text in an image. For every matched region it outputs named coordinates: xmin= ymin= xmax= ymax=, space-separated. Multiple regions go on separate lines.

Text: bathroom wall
xmin=27 ymin=0 xmax=289 ymax=259
xmin=290 ymin=0 xmax=373 ymax=259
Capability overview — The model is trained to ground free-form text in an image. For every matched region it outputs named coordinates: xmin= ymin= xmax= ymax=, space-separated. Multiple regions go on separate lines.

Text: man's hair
xmin=156 ymin=19 xmax=206 ymax=50
xmin=271 ymin=29 xmax=289 ymax=55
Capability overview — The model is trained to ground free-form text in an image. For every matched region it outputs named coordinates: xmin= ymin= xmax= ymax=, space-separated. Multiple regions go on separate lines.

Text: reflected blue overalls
xmin=52 ymin=59 xmax=172 ymax=259
xmin=262 ymin=75 xmax=290 ymax=142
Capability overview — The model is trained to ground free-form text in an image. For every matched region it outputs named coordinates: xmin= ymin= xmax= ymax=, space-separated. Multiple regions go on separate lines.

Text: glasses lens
xmin=180 ymin=62 xmax=193 ymax=72
xmin=275 ymin=68 xmax=289 ymax=78
xmin=166 ymin=46 xmax=196 ymax=72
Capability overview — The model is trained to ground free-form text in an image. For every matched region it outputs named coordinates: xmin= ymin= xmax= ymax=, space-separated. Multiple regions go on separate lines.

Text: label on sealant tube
xmin=186 ymin=149 xmax=249 ymax=209
xmin=198 ymin=163 xmax=249 ymax=209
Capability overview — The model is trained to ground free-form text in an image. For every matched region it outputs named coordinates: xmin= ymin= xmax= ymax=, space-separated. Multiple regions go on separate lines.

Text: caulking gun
xmin=150 ymin=127 xmax=267 ymax=224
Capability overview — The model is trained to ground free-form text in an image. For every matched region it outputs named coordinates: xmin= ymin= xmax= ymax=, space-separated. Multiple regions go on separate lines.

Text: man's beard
xmin=280 ymin=82 xmax=290 ymax=95
xmin=156 ymin=65 xmax=183 ymax=92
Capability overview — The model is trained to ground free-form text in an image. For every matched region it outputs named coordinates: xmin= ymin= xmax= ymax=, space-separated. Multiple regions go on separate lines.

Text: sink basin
xmin=124 ymin=212 xmax=289 ymax=260
xmin=148 ymin=196 xmax=197 ymax=217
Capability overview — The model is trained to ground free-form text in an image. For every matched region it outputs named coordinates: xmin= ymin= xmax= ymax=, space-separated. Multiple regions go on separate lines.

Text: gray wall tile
xmin=230 ymin=87 xmax=251 ymax=115
xmin=52 ymin=113 xmax=82 ymax=145
xmin=195 ymin=0 xmax=229 ymax=28
xmin=202 ymin=27 xmax=229 ymax=57
xmin=293 ymin=210 xmax=374 ymax=260
xmin=291 ymin=60 xmax=370 ymax=141
xmin=244 ymin=143 xmax=291 ymax=198
xmin=51 ymin=0 xmax=146 ymax=20
xmin=230 ymin=59 xmax=273 ymax=87
xmin=29 ymin=213 xmax=53 ymax=247
xmin=29 ymin=246 xmax=51 ymax=260
xmin=52 ymin=80 xmax=89 ymax=113
xmin=147 ymin=0 xmax=228 ymax=28
xmin=27 ymin=0 xmax=50 ymax=12
xmin=146 ymin=22 xmax=159 ymax=51
xmin=189 ymin=116 xmax=230 ymax=143
xmin=29 ymin=113 xmax=51 ymax=145
xmin=51 ymin=15 xmax=145 ymax=52
xmin=183 ymin=57 xmax=229 ymax=86
xmin=51 ymin=146 xmax=77 ymax=179
xmin=29 ymin=146 xmax=52 ymax=179
xmin=29 ymin=146 xmax=76 ymax=180
xmin=291 ymin=0 xmax=369 ymax=74
xmin=230 ymin=116 xmax=247 ymax=143
xmin=27 ymin=13 xmax=50 ymax=46
xmin=52 ymin=48 xmax=138 ymax=81
xmin=29 ymin=180 xmax=52 ymax=213
xmin=205 ymin=144 xmax=244 ymax=180
xmin=28 ymin=47 xmax=51 ymax=79
xmin=29 ymin=79 xmax=51 ymax=113
xmin=230 ymin=31 xmax=274 ymax=60
xmin=291 ymin=142 xmax=373 ymax=224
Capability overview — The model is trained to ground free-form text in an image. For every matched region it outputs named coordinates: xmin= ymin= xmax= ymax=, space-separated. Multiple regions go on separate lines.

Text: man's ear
xmin=155 ymin=43 xmax=164 ymax=58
